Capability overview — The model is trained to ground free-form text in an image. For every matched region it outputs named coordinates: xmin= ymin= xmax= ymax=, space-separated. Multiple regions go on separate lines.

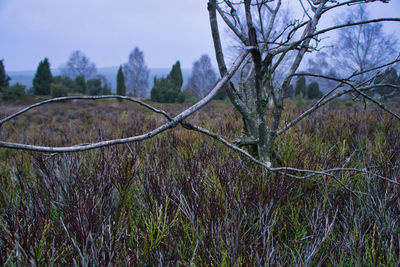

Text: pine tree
xmin=295 ymin=76 xmax=306 ymax=97
xmin=117 ymin=66 xmax=126 ymax=97
xmin=0 ymin=59 xmax=11 ymax=92
xmin=307 ymin=82 xmax=323 ymax=99
xmin=33 ymin=58 xmax=53 ymax=95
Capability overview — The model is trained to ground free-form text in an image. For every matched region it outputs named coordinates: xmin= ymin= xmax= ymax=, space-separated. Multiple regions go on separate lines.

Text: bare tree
xmin=59 ymin=50 xmax=97 ymax=80
xmin=184 ymin=54 xmax=218 ymax=99
xmin=1 ymin=0 xmax=400 ymax=183
xmin=123 ymin=47 xmax=150 ymax=98
xmin=205 ymin=0 xmax=400 ymax=166
xmin=332 ymin=5 xmax=398 ymax=80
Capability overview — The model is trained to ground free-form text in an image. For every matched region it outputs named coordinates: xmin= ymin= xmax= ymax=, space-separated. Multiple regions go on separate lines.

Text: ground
xmin=0 ymin=97 xmax=399 ymax=265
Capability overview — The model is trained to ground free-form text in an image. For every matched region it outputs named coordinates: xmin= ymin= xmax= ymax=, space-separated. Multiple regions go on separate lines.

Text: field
xmin=0 ymin=98 xmax=399 ymax=266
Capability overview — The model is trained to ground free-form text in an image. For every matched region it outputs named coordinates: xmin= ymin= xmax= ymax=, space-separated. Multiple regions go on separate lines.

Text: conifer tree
xmin=295 ymin=76 xmax=306 ymax=97
xmin=33 ymin=58 xmax=53 ymax=95
xmin=0 ymin=59 xmax=11 ymax=92
xmin=150 ymin=61 xmax=184 ymax=103
xmin=307 ymin=82 xmax=323 ymax=99
xmin=117 ymin=66 xmax=126 ymax=97
xmin=75 ymin=75 xmax=87 ymax=94
xmin=168 ymin=61 xmax=183 ymax=93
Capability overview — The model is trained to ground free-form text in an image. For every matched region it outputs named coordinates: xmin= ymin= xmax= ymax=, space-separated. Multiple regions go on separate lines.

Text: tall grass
xmin=0 ymin=99 xmax=399 ymax=265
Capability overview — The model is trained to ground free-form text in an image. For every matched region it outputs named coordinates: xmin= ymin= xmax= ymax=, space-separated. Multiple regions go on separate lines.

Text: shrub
xmin=52 ymin=76 xmax=76 ymax=93
xmin=150 ymin=61 xmax=183 ymax=103
xmin=51 ymin=83 xmax=68 ymax=98
xmin=2 ymin=83 xmax=26 ymax=100
xmin=177 ymin=92 xmax=186 ymax=103
xmin=295 ymin=92 xmax=305 ymax=107
xmin=75 ymin=75 xmax=87 ymax=94
xmin=87 ymin=79 xmax=102 ymax=95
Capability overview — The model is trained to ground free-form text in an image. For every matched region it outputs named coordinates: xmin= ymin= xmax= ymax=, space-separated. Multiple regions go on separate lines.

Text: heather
xmin=0 ymin=99 xmax=399 ymax=266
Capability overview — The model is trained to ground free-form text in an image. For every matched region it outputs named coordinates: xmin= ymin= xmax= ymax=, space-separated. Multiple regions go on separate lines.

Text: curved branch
xmin=0 ymin=50 xmax=249 ymax=153
xmin=0 ymin=95 xmax=172 ymax=127
xmin=278 ymin=82 xmax=400 ymax=136
xmin=303 ymin=18 xmax=400 ymax=47
xmin=184 ymin=121 xmax=399 ymax=185
xmin=216 ymin=4 xmax=249 ymax=44
xmin=296 ymin=73 xmax=400 ymax=120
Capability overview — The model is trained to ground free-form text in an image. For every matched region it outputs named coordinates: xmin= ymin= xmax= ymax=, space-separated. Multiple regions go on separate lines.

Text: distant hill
xmin=8 ymin=67 xmax=191 ymax=95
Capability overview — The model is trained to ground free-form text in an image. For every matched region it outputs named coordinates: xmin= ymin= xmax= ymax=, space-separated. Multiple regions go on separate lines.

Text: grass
xmin=0 ymin=98 xmax=399 ymax=265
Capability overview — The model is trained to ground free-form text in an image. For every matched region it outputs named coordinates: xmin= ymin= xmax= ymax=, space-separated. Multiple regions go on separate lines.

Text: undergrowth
xmin=0 ymin=99 xmax=399 ymax=266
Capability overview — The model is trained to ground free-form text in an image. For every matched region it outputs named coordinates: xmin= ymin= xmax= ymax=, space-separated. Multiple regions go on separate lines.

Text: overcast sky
xmin=1 ymin=0 xmax=399 ymax=71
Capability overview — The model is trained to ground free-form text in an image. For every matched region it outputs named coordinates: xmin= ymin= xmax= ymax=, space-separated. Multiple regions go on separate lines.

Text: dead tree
xmin=1 ymin=0 xmax=400 ymax=183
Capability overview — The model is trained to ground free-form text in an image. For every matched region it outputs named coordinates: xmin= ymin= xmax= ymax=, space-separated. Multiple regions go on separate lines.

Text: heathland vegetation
xmin=1 ymin=1 xmax=400 ymax=266
xmin=0 ymin=98 xmax=399 ymax=265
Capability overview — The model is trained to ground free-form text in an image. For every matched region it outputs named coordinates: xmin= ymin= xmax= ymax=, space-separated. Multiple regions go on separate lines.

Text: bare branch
xmin=216 ymin=4 xmax=249 ymax=44
xmin=185 ymin=121 xmax=399 ymax=185
xmin=306 ymin=18 xmax=400 ymax=43
xmin=0 ymin=50 xmax=249 ymax=153
xmin=208 ymin=0 xmax=252 ymax=121
xmin=278 ymin=85 xmax=399 ymax=137
xmin=295 ymin=73 xmax=400 ymax=120
xmin=0 ymin=95 xmax=172 ymax=127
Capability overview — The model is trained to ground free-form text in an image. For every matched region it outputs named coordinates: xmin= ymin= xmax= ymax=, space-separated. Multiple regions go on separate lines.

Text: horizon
xmin=1 ymin=1 xmax=399 ymax=72
xmin=6 ymin=65 xmax=193 ymax=92
xmin=6 ymin=65 xmax=193 ymax=74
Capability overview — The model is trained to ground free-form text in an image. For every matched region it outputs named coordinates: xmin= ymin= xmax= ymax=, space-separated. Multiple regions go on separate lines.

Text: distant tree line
xmin=291 ymin=76 xmax=323 ymax=100
xmin=1 ymin=16 xmax=399 ymax=104
xmin=32 ymin=56 xmax=111 ymax=98
xmin=149 ymin=54 xmax=224 ymax=103
xmin=2 ymin=49 xmax=245 ymax=103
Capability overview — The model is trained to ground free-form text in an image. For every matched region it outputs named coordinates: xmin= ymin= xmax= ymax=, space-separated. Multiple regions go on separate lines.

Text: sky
xmin=1 ymin=0 xmax=399 ymax=71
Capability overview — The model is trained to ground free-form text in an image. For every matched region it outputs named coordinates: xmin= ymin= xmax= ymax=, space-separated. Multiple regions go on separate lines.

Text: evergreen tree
xmin=87 ymin=78 xmax=102 ymax=96
xmin=151 ymin=77 xmax=179 ymax=103
xmin=33 ymin=58 xmax=53 ymax=95
xmin=101 ymin=83 xmax=111 ymax=95
xmin=295 ymin=76 xmax=306 ymax=97
xmin=117 ymin=66 xmax=126 ymax=97
xmin=52 ymin=76 xmax=75 ymax=93
xmin=307 ymin=82 xmax=323 ymax=99
xmin=150 ymin=61 xmax=184 ymax=103
xmin=75 ymin=75 xmax=87 ymax=94
xmin=168 ymin=61 xmax=183 ymax=93
xmin=0 ymin=59 xmax=11 ymax=92
xmin=50 ymin=83 xmax=68 ymax=98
